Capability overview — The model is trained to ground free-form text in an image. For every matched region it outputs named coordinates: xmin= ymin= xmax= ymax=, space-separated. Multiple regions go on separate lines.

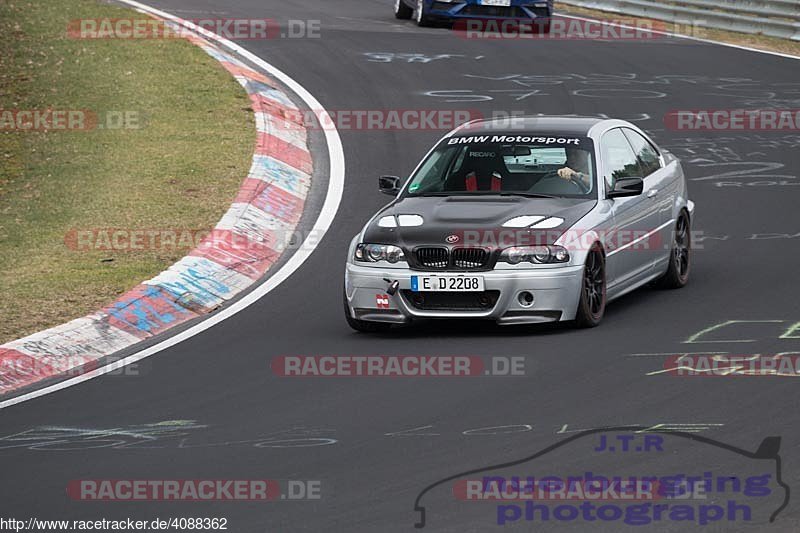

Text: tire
xmin=535 ymin=18 xmax=552 ymax=34
xmin=343 ymin=288 xmax=392 ymax=333
xmin=414 ymin=0 xmax=432 ymax=26
xmin=574 ymin=243 xmax=606 ymax=328
xmin=394 ymin=0 xmax=413 ymax=19
xmin=655 ymin=211 xmax=691 ymax=289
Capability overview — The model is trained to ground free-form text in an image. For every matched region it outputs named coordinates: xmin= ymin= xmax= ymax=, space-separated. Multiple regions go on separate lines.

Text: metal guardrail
xmin=558 ymin=0 xmax=800 ymax=41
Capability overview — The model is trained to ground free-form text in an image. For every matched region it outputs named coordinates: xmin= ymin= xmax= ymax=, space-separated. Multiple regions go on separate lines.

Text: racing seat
xmin=446 ymin=149 xmax=510 ymax=192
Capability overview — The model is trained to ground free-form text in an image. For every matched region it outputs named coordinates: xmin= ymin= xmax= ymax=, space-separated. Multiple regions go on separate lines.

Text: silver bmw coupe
xmin=344 ymin=116 xmax=694 ymax=331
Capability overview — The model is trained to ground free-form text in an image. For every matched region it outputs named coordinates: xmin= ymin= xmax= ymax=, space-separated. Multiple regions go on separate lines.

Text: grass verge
xmin=556 ymin=2 xmax=800 ymax=58
xmin=0 ymin=0 xmax=254 ymax=343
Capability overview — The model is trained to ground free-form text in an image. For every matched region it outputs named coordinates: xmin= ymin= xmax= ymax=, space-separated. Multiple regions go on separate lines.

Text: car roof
xmin=451 ymin=115 xmax=606 ymax=137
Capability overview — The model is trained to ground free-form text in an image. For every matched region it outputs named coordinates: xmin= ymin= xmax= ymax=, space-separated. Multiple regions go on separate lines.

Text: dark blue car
xmin=394 ymin=0 xmax=553 ymax=28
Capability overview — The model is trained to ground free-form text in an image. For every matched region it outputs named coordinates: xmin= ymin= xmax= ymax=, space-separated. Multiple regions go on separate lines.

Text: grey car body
xmin=344 ymin=116 xmax=694 ymax=329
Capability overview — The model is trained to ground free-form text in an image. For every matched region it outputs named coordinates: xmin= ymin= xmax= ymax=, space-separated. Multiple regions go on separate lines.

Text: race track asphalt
xmin=2 ymin=1 xmax=799 ymax=531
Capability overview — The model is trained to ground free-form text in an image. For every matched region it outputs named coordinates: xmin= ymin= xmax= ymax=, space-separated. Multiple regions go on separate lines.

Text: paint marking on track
xmin=0 ymin=0 xmax=346 ymax=411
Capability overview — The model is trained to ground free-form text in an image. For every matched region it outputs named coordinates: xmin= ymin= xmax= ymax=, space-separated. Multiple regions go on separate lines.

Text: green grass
xmin=0 ymin=0 xmax=254 ymax=343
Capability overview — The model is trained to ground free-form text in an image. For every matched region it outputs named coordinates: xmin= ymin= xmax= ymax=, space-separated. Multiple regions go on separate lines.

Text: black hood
xmin=362 ymin=195 xmax=596 ymax=250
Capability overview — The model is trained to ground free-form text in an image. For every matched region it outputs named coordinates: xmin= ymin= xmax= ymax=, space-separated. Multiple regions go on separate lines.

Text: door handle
xmin=647 ymin=189 xmax=659 ymax=198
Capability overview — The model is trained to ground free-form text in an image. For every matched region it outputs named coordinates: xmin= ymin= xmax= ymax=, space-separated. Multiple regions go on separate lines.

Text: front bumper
xmin=345 ymin=263 xmax=583 ymax=325
xmin=427 ymin=1 xmax=551 ymax=21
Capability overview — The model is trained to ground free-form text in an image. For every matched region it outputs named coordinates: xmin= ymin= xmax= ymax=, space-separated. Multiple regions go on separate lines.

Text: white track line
xmin=558 ymin=12 xmax=800 ymax=61
xmin=0 ymin=1 xmax=346 ymax=410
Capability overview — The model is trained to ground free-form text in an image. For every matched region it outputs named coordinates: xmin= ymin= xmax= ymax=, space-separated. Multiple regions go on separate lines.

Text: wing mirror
xmin=378 ymin=175 xmax=401 ymax=195
xmin=608 ymin=177 xmax=644 ymax=198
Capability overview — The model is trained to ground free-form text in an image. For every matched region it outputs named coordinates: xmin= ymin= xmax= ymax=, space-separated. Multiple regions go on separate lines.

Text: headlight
xmin=355 ymin=243 xmax=406 ymax=264
xmin=499 ymin=245 xmax=570 ymax=264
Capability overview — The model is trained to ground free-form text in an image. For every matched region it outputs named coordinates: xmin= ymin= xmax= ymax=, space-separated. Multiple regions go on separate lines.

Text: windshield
xmin=405 ymin=134 xmax=596 ymax=198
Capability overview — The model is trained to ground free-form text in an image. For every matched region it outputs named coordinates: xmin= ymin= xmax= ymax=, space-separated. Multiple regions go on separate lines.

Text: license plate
xmin=482 ymin=0 xmax=511 ymax=6
xmin=411 ymin=275 xmax=485 ymax=292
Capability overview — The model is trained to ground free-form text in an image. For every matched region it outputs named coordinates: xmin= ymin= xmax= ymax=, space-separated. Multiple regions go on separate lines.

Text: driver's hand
xmin=558 ymin=167 xmax=577 ymax=180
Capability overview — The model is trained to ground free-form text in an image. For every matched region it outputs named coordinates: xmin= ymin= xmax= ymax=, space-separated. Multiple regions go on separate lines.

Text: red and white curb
xmin=0 ymin=12 xmax=323 ymax=398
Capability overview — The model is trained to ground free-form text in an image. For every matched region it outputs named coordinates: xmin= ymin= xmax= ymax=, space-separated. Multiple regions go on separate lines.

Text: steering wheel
xmin=567 ymin=172 xmax=591 ymax=194
xmin=535 ymin=170 xmax=588 ymax=195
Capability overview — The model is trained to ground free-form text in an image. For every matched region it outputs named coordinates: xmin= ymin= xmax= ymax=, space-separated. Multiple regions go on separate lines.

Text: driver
xmin=557 ymin=147 xmax=592 ymax=190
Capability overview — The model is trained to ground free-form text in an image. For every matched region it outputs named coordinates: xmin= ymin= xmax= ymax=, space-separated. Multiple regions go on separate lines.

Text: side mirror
xmin=608 ymin=177 xmax=644 ymax=198
xmin=379 ymin=175 xmax=401 ymax=196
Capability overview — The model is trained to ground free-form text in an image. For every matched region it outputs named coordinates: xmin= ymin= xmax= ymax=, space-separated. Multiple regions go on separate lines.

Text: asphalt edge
xmin=557 ymin=11 xmax=800 ymax=61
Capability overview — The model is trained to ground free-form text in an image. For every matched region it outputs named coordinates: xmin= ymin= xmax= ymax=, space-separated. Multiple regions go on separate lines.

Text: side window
xmin=600 ymin=129 xmax=641 ymax=193
xmin=450 ymin=145 xmax=469 ymax=175
xmin=623 ymin=129 xmax=661 ymax=177
xmin=408 ymin=145 xmax=464 ymax=194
